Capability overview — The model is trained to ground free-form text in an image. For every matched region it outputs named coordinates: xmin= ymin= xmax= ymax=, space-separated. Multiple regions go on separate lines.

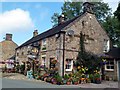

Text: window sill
xmin=65 ymin=69 xmax=72 ymax=72
xmin=105 ymin=69 xmax=114 ymax=71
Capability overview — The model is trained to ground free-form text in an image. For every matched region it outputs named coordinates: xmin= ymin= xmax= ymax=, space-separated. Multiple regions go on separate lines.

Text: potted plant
xmin=63 ymin=74 xmax=69 ymax=84
xmin=72 ymin=77 xmax=79 ymax=85
xmin=66 ymin=77 xmax=72 ymax=85
xmin=89 ymin=74 xmax=94 ymax=83
xmin=94 ymin=73 xmax=101 ymax=84
xmin=51 ymin=78 xmax=57 ymax=84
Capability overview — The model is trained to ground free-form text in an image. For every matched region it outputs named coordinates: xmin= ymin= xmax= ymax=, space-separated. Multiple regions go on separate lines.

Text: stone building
xmin=15 ymin=2 xmax=110 ymax=78
xmin=0 ymin=34 xmax=18 ymax=68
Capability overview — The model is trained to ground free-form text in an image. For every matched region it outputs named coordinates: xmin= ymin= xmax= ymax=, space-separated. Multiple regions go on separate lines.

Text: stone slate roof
xmin=106 ymin=48 xmax=120 ymax=59
xmin=16 ymin=13 xmax=87 ymax=49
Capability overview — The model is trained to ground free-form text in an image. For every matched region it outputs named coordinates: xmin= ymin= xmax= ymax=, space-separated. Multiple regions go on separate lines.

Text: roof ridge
xmin=16 ymin=12 xmax=87 ymax=49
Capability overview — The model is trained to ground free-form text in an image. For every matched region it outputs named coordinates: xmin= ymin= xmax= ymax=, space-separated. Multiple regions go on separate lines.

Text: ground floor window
xmin=41 ymin=57 xmax=46 ymax=67
xmin=50 ymin=58 xmax=56 ymax=68
xmin=65 ymin=59 xmax=73 ymax=71
xmin=105 ymin=60 xmax=114 ymax=71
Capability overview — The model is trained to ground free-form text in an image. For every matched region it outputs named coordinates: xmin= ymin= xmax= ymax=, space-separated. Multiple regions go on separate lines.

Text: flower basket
xmin=51 ymin=59 xmax=57 ymax=64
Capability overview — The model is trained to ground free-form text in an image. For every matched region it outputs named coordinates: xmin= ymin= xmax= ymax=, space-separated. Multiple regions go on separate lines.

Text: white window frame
xmin=65 ymin=59 xmax=73 ymax=71
xmin=103 ymin=39 xmax=110 ymax=52
xmin=41 ymin=55 xmax=46 ymax=67
xmin=105 ymin=61 xmax=114 ymax=71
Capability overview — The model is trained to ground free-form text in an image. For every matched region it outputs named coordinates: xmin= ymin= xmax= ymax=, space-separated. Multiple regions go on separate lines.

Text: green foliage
xmin=102 ymin=16 xmax=120 ymax=47
xmin=77 ymin=32 xmax=102 ymax=74
xmin=114 ymin=2 xmax=120 ymax=22
xmin=51 ymin=1 xmax=111 ymax=25
xmin=54 ymin=73 xmax=63 ymax=83
xmin=94 ymin=73 xmax=100 ymax=79
xmin=64 ymin=74 xmax=69 ymax=80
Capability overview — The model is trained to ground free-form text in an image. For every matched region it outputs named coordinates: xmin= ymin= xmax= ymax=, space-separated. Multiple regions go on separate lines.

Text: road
xmin=1 ymin=78 xmax=80 ymax=88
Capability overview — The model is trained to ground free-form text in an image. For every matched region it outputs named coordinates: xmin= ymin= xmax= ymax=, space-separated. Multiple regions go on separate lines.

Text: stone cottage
xmin=15 ymin=2 xmax=110 ymax=77
xmin=0 ymin=34 xmax=18 ymax=69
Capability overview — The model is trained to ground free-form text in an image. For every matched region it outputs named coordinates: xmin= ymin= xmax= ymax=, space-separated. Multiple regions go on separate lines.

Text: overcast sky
xmin=0 ymin=0 xmax=119 ymax=46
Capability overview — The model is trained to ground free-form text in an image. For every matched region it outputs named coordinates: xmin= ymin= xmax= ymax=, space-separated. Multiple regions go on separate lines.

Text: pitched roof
xmin=16 ymin=13 xmax=87 ymax=49
xmin=106 ymin=47 xmax=120 ymax=59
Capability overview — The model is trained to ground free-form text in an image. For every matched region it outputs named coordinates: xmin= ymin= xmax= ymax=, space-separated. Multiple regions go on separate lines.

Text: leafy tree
xmin=114 ymin=2 xmax=120 ymax=22
xmin=51 ymin=1 xmax=111 ymax=26
xmin=114 ymin=2 xmax=120 ymax=47
xmin=102 ymin=16 xmax=120 ymax=47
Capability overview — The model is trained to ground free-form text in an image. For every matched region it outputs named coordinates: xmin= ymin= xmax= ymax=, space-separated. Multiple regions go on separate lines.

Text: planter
xmin=52 ymin=81 xmax=57 ymax=84
xmin=44 ymin=77 xmax=47 ymax=81
xmin=66 ymin=81 xmax=71 ymax=85
xmin=74 ymin=82 xmax=78 ymax=85
xmin=80 ymin=78 xmax=86 ymax=84
xmin=63 ymin=80 xmax=67 ymax=84
xmin=95 ymin=78 xmax=101 ymax=84
xmin=57 ymin=82 xmax=62 ymax=85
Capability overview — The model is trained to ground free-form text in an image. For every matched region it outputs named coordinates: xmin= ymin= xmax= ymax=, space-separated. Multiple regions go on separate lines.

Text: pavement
xmin=1 ymin=72 xmax=119 ymax=88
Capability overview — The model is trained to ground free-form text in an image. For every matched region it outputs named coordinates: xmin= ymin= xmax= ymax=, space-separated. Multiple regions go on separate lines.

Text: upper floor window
xmin=42 ymin=38 xmax=46 ymax=45
xmin=21 ymin=52 xmax=24 ymax=55
xmin=103 ymin=39 xmax=110 ymax=52
xmin=16 ymin=53 xmax=19 ymax=56
xmin=105 ymin=61 xmax=114 ymax=71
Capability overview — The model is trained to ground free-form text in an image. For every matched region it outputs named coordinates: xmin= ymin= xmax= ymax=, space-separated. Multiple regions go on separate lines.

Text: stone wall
xmin=1 ymin=40 xmax=18 ymax=61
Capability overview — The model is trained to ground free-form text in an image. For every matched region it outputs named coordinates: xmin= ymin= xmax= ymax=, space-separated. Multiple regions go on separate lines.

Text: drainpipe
xmin=62 ymin=32 xmax=65 ymax=77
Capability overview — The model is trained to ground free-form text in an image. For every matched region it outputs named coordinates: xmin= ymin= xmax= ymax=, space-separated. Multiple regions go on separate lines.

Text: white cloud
xmin=0 ymin=8 xmax=34 ymax=34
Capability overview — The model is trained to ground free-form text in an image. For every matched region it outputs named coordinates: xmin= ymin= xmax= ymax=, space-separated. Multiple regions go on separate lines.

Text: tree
xmin=102 ymin=16 xmax=120 ymax=47
xmin=114 ymin=2 xmax=120 ymax=47
xmin=51 ymin=1 xmax=111 ymax=26
xmin=114 ymin=2 xmax=120 ymax=22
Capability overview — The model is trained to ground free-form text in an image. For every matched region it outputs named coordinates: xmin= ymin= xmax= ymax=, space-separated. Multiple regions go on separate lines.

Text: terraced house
xmin=15 ymin=2 xmax=111 ymax=78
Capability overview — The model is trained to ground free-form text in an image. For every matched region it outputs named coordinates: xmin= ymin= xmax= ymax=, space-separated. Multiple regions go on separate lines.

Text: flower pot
xmin=95 ymin=78 xmax=101 ymax=84
xmin=44 ymin=77 xmax=47 ymax=81
xmin=74 ymin=82 xmax=78 ymax=85
xmin=66 ymin=81 xmax=71 ymax=85
xmin=53 ymin=81 xmax=57 ymax=84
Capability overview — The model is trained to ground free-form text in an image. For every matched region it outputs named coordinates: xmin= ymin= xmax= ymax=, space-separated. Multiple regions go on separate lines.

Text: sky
xmin=0 ymin=0 xmax=119 ymax=46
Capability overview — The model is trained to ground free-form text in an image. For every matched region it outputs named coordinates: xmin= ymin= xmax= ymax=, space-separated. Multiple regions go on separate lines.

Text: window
xmin=21 ymin=52 xmax=24 ymax=55
xmin=105 ymin=61 xmax=114 ymax=71
xmin=42 ymin=39 xmax=46 ymax=45
xmin=65 ymin=59 xmax=73 ymax=71
xmin=41 ymin=57 xmax=46 ymax=67
xmin=103 ymin=39 xmax=110 ymax=52
xmin=16 ymin=53 xmax=19 ymax=56
xmin=50 ymin=58 xmax=55 ymax=68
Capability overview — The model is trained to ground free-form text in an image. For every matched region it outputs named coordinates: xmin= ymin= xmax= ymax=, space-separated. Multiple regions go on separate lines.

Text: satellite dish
xmin=55 ymin=34 xmax=60 ymax=38
xmin=67 ymin=30 xmax=74 ymax=36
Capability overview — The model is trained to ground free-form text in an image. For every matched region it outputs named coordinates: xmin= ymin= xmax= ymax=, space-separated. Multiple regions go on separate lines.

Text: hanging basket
xmin=51 ymin=59 xmax=57 ymax=64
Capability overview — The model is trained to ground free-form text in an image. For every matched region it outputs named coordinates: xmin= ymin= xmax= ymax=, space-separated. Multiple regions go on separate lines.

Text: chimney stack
xmin=6 ymin=33 xmax=12 ymax=41
xmin=83 ymin=2 xmax=94 ymax=14
xmin=58 ymin=13 xmax=65 ymax=24
xmin=33 ymin=30 xmax=38 ymax=37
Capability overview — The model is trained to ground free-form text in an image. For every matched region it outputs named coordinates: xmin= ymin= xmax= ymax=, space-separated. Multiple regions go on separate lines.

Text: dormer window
xmin=103 ymin=39 xmax=110 ymax=52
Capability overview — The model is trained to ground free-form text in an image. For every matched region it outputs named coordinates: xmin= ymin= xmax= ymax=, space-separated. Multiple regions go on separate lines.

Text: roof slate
xmin=106 ymin=48 xmax=120 ymax=59
xmin=16 ymin=13 xmax=85 ymax=49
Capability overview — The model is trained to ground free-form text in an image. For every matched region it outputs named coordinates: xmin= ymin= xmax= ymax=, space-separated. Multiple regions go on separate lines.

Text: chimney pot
xmin=83 ymin=2 xmax=94 ymax=14
xmin=33 ymin=30 xmax=38 ymax=37
xmin=58 ymin=13 xmax=65 ymax=24
xmin=6 ymin=33 xmax=12 ymax=41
